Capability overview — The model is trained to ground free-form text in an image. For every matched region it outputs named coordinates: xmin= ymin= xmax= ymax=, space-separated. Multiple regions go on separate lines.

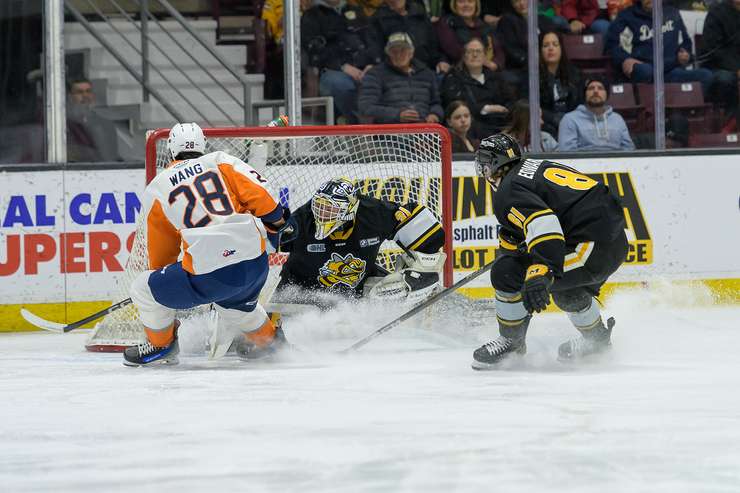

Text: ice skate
xmin=558 ymin=317 xmax=615 ymax=361
xmin=235 ymin=313 xmax=289 ymax=361
xmin=471 ymin=335 xmax=527 ymax=370
xmin=236 ymin=326 xmax=288 ymax=361
xmin=123 ymin=322 xmax=180 ymax=367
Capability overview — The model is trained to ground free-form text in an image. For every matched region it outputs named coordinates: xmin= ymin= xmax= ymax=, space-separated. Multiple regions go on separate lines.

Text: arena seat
xmin=562 ymin=33 xmax=610 ymax=77
xmin=637 ymin=83 xmax=714 ymax=133
xmin=609 ymin=83 xmax=644 ymax=133
xmin=688 ymin=132 xmax=740 ymax=148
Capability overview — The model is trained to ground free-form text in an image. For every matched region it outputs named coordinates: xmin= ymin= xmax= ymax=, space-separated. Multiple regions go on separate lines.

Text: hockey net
xmin=85 ymin=124 xmax=453 ymax=352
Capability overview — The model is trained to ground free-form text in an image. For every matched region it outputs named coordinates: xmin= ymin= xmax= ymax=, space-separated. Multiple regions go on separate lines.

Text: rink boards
xmin=1 ymin=153 xmax=739 ymax=331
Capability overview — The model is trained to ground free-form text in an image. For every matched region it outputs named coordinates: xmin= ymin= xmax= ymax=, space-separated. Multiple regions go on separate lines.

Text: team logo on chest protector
xmin=317 ymin=253 xmax=367 ymax=289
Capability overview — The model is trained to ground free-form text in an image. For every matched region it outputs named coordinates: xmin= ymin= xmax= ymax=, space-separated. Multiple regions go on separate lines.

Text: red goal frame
xmin=144 ymin=123 xmax=454 ymax=287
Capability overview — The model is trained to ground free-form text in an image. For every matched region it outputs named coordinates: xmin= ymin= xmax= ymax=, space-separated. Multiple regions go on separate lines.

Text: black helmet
xmin=475 ymin=133 xmax=522 ymax=183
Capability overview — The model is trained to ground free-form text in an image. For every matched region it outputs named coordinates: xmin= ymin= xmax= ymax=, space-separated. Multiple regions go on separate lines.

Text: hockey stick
xmin=20 ymin=298 xmax=133 ymax=333
xmin=340 ymin=260 xmax=495 ymax=353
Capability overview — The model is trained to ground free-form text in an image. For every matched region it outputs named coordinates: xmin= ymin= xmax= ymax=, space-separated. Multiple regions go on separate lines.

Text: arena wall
xmin=1 ymin=153 xmax=738 ymax=331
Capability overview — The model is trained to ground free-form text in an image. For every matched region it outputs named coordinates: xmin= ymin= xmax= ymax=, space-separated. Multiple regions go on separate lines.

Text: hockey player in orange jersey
xmin=124 ymin=123 xmax=294 ymax=366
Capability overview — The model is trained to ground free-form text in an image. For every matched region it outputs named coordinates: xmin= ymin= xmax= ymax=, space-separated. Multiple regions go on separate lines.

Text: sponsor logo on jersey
xmin=317 ymin=252 xmax=367 ymax=289
xmin=222 ymin=249 xmax=236 ymax=257
xmin=307 ymin=243 xmax=326 ymax=253
xmin=359 ymin=236 xmax=380 ymax=247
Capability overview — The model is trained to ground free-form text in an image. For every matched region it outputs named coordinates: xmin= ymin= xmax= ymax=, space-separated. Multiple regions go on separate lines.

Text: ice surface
xmin=1 ymin=288 xmax=739 ymax=493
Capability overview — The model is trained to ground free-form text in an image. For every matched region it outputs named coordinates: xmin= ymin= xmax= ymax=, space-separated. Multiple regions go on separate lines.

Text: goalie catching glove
xmin=521 ymin=263 xmax=553 ymax=313
xmin=365 ymin=251 xmax=446 ymax=304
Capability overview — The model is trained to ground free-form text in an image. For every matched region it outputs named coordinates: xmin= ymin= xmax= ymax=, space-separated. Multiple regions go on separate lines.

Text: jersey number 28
xmin=168 ymin=171 xmax=234 ymax=228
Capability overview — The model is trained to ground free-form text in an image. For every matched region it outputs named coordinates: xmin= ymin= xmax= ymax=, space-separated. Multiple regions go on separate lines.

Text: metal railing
xmin=64 ymin=0 xmax=256 ymax=125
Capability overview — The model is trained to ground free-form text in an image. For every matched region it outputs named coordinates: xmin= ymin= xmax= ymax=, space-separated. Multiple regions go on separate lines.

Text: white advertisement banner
xmin=0 ymin=169 xmax=142 ymax=303
xmin=1 ymin=153 xmax=739 ymax=305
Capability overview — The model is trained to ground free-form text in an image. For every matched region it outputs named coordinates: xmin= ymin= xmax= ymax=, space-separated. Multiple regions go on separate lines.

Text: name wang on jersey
xmin=168 ymin=162 xmax=204 ymax=186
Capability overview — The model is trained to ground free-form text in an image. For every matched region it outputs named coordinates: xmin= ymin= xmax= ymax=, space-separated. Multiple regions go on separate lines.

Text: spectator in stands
xmin=481 ymin=0 xmax=512 ymax=27
xmin=302 ymin=0 xmax=376 ymax=123
xmin=262 ymin=0 xmax=314 ymax=44
xmin=605 ymin=0 xmax=714 ymax=93
xmin=358 ymin=32 xmax=444 ymax=123
xmin=368 ymin=0 xmax=449 ymax=74
xmin=503 ymin=99 xmax=559 ymax=152
xmin=558 ymin=76 xmax=635 ymax=150
xmin=607 ymin=0 xmax=632 ymax=20
xmin=261 ymin=0 xmax=314 ymax=99
xmin=538 ymin=1 xmax=571 ymax=33
xmin=348 ymin=0 xmax=385 ymax=22
xmin=496 ymin=0 xmax=568 ymax=88
xmin=436 ymin=0 xmax=504 ymax=72
xmin=539 ymin=30 xmax=583 ymax=136
xmin=445 ymin=100 xmax=481 ymax=152
xmin=561 ymin=0 xmax=611 ymax=35
xmin=440 ymin=37 xmax=516 ymax=138
xmin=700 ymin=0 xmax=740 ymax=125
xmin=66 ymin=78 xmax=117 ymax=162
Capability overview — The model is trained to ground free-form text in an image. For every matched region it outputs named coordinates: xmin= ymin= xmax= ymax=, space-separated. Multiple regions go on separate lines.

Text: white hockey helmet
xmin=167 ymin=122 xmax=206 ymax=161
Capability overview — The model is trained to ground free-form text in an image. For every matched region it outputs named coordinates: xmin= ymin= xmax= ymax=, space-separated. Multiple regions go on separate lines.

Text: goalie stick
xmin=20 ymin=298 xmax=133 ymax=333
xmin=340 ymin=260 xmax=495 ymax=354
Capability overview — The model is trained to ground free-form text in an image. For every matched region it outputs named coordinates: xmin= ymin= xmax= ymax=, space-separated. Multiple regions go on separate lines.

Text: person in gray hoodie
xmin=557 ymin=76 xmax=635 ymax=152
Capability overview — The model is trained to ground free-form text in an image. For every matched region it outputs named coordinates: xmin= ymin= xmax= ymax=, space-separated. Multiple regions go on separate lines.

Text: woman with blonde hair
xmin=436 ymin=0 xmax=505 ymax=72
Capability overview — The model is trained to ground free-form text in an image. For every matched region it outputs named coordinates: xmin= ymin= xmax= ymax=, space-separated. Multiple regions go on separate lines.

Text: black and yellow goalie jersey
xmin=494 ymin=159 xmax=625 ymax=278
xmin=278 ymin=195 xmax=444 ymax=295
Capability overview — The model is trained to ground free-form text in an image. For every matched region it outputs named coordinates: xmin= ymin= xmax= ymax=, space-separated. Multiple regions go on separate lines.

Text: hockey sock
xmin=495 ymin=290 xmax=530 ymax=339
xmin=565 ymin=298 xmax=602 ymax=333
xmin=144 ymin=321 xmax=176 ymax=347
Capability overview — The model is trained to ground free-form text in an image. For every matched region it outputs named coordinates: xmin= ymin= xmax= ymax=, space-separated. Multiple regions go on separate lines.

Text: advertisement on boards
xmin=1 ymin=153 xmax=739 ymax=322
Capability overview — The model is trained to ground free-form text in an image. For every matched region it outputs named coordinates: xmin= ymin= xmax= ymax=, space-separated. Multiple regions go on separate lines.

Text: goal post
xmin=86 ymin=123 xmax=453 ymax=352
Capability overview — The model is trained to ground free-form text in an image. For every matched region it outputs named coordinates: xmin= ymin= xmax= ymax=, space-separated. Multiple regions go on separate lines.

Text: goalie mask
xmin=475 ymin=133 xmax=522 ymax=190
xmin=167 ymin=122 xmax=206 ymax=161
xmin=311 ymin=178 xmax=359 ymax=240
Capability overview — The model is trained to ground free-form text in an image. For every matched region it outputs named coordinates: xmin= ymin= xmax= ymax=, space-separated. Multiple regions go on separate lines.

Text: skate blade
xmin=471 ymin=354 xmax=525 ymax=371
xmin=123 ymin=357 xmax=180 ymax=368
xmin=557 ymin=346 xmax=612 ymax=364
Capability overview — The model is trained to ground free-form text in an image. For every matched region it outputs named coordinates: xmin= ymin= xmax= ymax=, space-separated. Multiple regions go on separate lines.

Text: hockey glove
xmin=263 ymin=208 xmax=296 ymax=251
xmin=521 ymin=264 xmax=553 ymax=313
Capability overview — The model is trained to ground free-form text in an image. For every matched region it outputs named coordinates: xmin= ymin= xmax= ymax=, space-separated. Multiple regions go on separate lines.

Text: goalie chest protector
xmin=279 ymin=196 xmax=400 ymax=294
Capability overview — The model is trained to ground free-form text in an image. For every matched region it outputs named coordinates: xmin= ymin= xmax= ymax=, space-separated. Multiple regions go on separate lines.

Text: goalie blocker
xmin=274 ymin=178 xmax=446 ymax=304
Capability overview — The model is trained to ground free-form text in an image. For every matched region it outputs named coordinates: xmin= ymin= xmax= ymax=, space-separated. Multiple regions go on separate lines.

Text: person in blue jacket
xmin=605 ymin=0 xmax=714 ymax=93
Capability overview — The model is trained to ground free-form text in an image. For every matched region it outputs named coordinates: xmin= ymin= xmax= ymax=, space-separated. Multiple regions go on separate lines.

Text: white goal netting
xmin=86 ymin=124 xmax=452 ymax=352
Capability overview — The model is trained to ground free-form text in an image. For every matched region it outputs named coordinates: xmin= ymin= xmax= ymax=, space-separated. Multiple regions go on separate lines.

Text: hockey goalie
xmin=272 ymin=178 xmax=446 ymax=307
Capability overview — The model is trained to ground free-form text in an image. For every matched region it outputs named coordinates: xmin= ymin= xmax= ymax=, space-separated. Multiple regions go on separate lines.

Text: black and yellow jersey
xmin=279 ymin=195 xmax=444 ymax=295
xmin=494 ymin=159 xmax=625 ymax=277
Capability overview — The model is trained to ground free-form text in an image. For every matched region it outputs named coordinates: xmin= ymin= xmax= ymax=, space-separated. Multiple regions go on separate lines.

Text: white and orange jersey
xmin=141 ymin=151 xmax=282 ymax=274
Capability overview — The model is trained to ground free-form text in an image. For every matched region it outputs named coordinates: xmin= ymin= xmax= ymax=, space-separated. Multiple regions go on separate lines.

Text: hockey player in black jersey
xmin=471 ymin=133 xmax=628 ymax=369
xmin=274 ymin=178 xmax=446 ymax=306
